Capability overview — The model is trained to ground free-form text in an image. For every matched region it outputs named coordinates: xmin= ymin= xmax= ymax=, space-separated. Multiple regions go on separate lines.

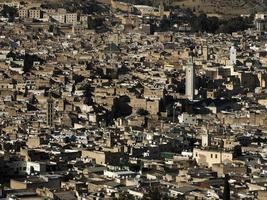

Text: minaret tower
xmin=159 ymin=0 xmax=164 ymax=19
xmin=230 ymin=45 xmax=237 ymax=65
xmin=185 ymin=56 xmax=195 ymax=101
xmin=202 ymin=42 xmax=209 ymax=61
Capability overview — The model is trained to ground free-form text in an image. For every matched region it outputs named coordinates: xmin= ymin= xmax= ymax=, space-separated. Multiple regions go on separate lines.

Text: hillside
xmin=7 ymin=0 xmax=267 ymax=16
xmin=170 ymin=0 xmax=267 ymax=16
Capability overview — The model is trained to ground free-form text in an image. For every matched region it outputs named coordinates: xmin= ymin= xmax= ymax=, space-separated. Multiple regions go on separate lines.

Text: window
xmin=211 ymin=154 xmax=213 ymax=158
xmin=215 ymin=154 xmax=218 ymax=159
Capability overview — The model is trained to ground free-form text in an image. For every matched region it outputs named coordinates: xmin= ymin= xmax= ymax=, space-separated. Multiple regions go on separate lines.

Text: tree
xmin=70 ymin=135 xmax=77 ymax=142
xmin=142 ymin=186 xmax=179 ymax=200
xmin=191 ymin=14 xmax=219 ymax=33
xmin=218 ymin=17 xmax=251 ymax=33
xmin=137 ymin=108 xmax=149 ymax=116
xmin=83 ymin=84 xmax=94 ymax=105
xmin=23 ymin=53 xmax=44 ymax=73
xmin=160 ymin=15 xmax=171 ymax=31
xmin=223 ymin=174 xmax=230 ymax=200
xmin=73 ymin=73 xmax=85 ymax=84
xmin=143 ymin=187 xmax=161 ymax=200
xmin=64 ymin=136 xmax=71 ymax=143
xmin=187 ymin=12 xmax=252 ymax=34
xmin=115 ymin=191 xmax=135 ymax=200
xmin=1 ymin=5 xmax=17 ymax=22
xmin=111 ymin=96 xmax=132 ymax=119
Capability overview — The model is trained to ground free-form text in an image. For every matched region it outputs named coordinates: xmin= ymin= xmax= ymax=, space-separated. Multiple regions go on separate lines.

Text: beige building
xmin=130 ymin=97 xmax=160 ymax=115
xmin=212 ymin=163 xmax=247 ymax=177
xmin=27 ymin=136 xmax=47 ymax=149
xmin=81 ymin=150 xmax=127 ymax=165
xmin=80 ymin=15 xmax=89 ymax=27
xmin=193 ymin=148 xmax=233 ymax=168
xmin=29 ymin=8 xmax=42 ymax=19
xmin=10 ymin=175 xmax=61 ymax=190
xmin=51 ymin=13 xmax=65 ymax=23
xmin=146 ymin=100 xmax=160 ymax=115
xmin=18 ymin=9 xmax=28 ymax=18
xmin=66 ymin=13 xmax=78 ymax=24
xmin=111 ymin=0 xmax=134 ymax=12
xmin=144 ymin=86 xmax=165 ymax=100
xmin=217 ymin=112 xmax=267 ymax=126
xmin=258 ymin=99 xmax=267 ymax=108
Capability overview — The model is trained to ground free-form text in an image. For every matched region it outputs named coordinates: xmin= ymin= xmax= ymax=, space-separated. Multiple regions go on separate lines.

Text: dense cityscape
xmin=0 ymin=0 xmax=267 ymax=199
